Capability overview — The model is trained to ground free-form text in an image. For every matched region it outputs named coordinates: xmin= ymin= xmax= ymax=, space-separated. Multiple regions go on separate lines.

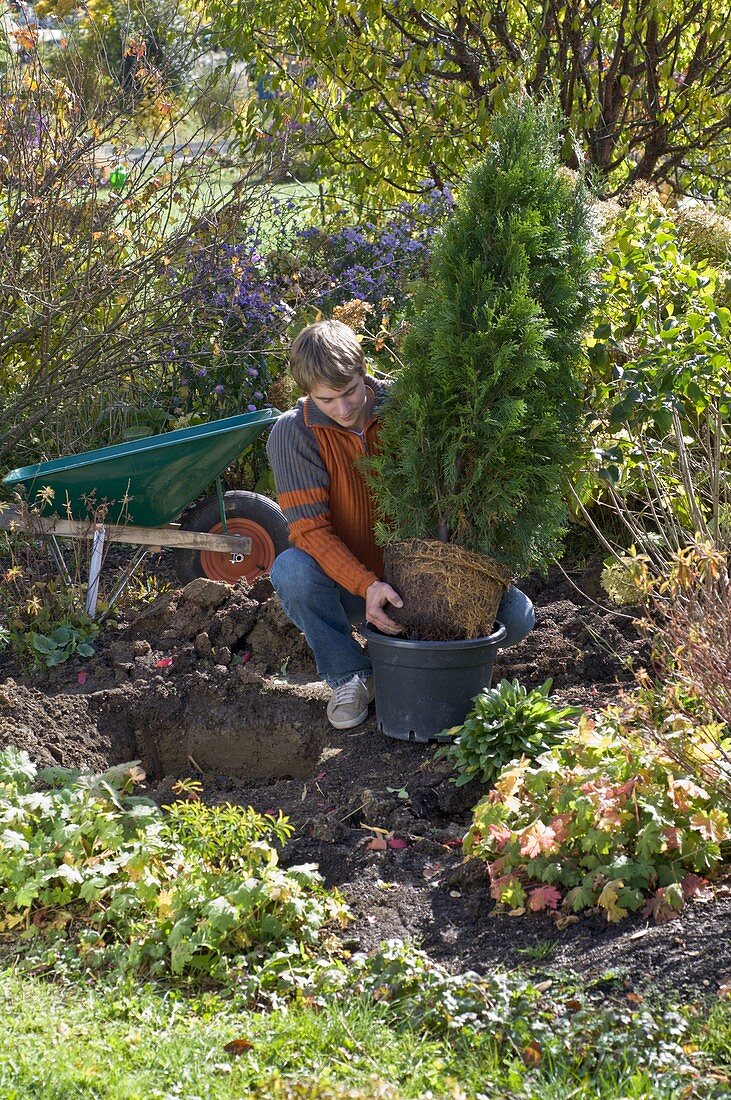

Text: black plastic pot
xmin=362 ymin=621 xmax=507 ymax=742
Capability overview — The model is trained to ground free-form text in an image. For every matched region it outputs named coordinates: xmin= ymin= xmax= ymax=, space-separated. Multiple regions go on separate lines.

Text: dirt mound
xmin=0 ymin=579 xmax=325 ymax=781
xmin=0 ymin=679 xmax=132 ymax=772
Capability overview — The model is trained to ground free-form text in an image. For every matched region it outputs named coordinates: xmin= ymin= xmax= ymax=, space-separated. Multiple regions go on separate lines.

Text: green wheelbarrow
xmin=1 ymin=409 xmax=290 ymax=617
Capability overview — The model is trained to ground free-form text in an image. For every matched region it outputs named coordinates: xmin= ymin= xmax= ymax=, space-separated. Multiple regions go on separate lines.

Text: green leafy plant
xmin=336 ymin=940 xmax=692 ymax=1081
xmin=464 ymin=709 xmax=731 ymax=923
xmin=368 ymin=98 xmax=597 ymax=577
xmin=576 ymin=197 xmax=731 ymax=573
xmin=27 ymin=624 xmax=97 ymax=667
xmin=1 ymin=556 xmax=100 ymax=670
xmin=0 ymin=749 xmax=348 ymax=986
xmin=440 ymin=679 xmax=582 ymax=787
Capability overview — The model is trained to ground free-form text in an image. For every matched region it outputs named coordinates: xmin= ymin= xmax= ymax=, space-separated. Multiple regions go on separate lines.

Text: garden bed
xmin=1 ymin=559 xmax=730 ymax=999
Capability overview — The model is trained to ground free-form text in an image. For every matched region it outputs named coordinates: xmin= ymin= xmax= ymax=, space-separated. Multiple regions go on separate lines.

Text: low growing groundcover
xmin=1 ymin=957 xmax=730 ymax=1098
xmin=0 ymin=748 xmax=730 ymax=1099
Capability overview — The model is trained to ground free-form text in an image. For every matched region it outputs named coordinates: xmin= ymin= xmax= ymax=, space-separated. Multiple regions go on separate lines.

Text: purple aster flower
xmin=214 ymin=384 xmax=225 ymax=394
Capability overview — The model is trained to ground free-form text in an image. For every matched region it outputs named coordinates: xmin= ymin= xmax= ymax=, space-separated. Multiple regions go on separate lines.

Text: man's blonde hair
xmin=289 ymin=320 xmax=366 ymax=393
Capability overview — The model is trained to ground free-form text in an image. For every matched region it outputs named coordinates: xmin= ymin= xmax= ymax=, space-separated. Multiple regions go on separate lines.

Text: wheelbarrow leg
xmin=86 ymin=524 xmax=107 ymax=618
xmin=49 ymin=535 xmax=72 ymax=586
xmin=215 ymin=476 xmax=228 ymax=534
xmin=99 ymin=546 xmax=149 ymax=622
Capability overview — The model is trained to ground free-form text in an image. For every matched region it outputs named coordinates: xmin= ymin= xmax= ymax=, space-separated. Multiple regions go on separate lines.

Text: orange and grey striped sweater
xmin=266 ymin=376 xmax=388 ymax=597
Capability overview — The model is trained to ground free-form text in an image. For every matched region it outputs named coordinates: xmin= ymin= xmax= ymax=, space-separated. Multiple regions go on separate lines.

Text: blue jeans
xmin=270 ymin=548 xmax=536 ymax=688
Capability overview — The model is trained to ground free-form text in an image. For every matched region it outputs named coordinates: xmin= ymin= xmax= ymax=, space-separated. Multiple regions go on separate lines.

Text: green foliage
xmin=0 ymin=961 xmax=709 ymax=1100
xmin=26 ymin=623 xmax=97 ymax=667
xmin=600 ymin=551 xmax=648 ymax=607
xmin=0 ymin=749 xmax=348 ymax=987
xmin=209 ymin=0 xmax=731 ymax=204
xmin=464 ymin=710 xmax=731 ymax=922
xmin=1 ymin=575 xmax=100 ymax=671
xmin=0 ymin=40 xmax=271 ymax=469
xmin=580 ymin=198 xmax=731 ymax=569
xmin=368 ymin=98 xmax=597 ymax=574
xmin=343 ymin=941 xmax=692 ymax=1083
xmin=440 ymin=679 xmax=582 ymax=788
xmin=0 ymin=511 xmax=102 ymax=670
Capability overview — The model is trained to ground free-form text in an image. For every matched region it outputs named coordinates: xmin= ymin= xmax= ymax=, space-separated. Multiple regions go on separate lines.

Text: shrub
xmin=464 ymin=710 xmax=731 ymax=922
xmin=367 ymin=97 xmax=597 ymax=575
xmin=635 ymin=542 xmax=731 ymax=804
xmin=439 ymin=678 xmax=582 ymax=787
xmin=168 ymin=237 xmax=294 ymax=420
xmin=293 ymin=188 xmax=452 ymax=319
xmin=0 ymin=751 xmax=348 ymax=986
xmin=576 ymin=198 xmax=731 ymax=572
xmin=0 ymin=37 xmax=275 ymax=468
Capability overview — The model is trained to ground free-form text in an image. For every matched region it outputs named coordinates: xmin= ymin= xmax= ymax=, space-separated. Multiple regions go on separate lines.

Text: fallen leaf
xmin=522 ymin=1042 xmax=543 ymax=1066
xmin=154 ymin=657 xmax=173 ymax=668
xmin=315 ymin=771 xmax=326 ymax=779
xmin=77 ymin=671 xmax=88 ymax=685
xmin=628 ymin=926 xmax=650 ymax=941
xmin=565 ymin=999 xmax=582 ymax=1011
xmin=387 ymin=837 xmax=408 ymax=850
xmin=626 ymin=992 xmax=644 ymax=1004
xmin=449 ymin=889 xmax=462 ymax=898
xmin=552 ymin=913 xmax=580 ymax=930
xmin=367 ymin=838 xmax=388 ymax=851
xmin=361 ymin=825 xmax=391 ymax=835
xmin=223 ymin=1039 xmax=253 ymax=1056
xmin=442 ymin=838 xmax=463 ymax=848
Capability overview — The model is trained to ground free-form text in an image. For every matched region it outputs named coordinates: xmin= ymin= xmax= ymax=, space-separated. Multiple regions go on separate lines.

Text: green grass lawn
xmin=1 ymin=968 xmax=728 ymax=1100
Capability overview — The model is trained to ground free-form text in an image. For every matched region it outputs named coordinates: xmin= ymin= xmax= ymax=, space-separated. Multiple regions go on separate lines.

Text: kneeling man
xmin=266 ymin=320 xmax=535 ymax=730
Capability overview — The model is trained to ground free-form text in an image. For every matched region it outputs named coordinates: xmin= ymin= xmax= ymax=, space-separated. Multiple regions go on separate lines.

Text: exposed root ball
xmin=384 ymin=540 xmax=510 ymax=641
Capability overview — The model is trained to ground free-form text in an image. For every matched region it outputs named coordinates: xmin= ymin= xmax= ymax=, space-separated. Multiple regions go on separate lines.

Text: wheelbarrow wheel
xmin=173 ymin=491 xmax=290 ymax=586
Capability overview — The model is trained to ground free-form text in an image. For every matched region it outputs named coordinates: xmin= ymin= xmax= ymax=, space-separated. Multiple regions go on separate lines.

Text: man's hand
xmin=365 ymin=580 xmax=404 ymax=635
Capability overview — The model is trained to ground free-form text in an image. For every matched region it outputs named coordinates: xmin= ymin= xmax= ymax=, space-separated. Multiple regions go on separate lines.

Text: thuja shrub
xmin=464 ymin=711 xmax=731 ymax=922
xmin=0 ymin=751 xmax=347 ymax=985
xmin=368 ymin=97 xmax=597 ymax=573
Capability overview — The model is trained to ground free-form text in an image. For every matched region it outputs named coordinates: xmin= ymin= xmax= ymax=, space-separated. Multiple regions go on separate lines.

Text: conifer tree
xmin=368 ymin=97 xmax=597 ymax=577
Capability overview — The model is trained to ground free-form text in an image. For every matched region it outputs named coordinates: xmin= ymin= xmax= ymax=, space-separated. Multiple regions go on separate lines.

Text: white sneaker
xmin=326 ymin=675 xmax=375 ymax=730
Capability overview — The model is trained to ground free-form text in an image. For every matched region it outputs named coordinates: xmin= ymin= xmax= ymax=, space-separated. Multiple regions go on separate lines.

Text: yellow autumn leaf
xmin=597 ymin=879 xmax=628 ymax=922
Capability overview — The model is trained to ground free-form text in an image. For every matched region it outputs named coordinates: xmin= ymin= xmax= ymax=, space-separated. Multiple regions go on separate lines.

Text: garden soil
xmin=1 ymin=560 xmax=730 ymax=1001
